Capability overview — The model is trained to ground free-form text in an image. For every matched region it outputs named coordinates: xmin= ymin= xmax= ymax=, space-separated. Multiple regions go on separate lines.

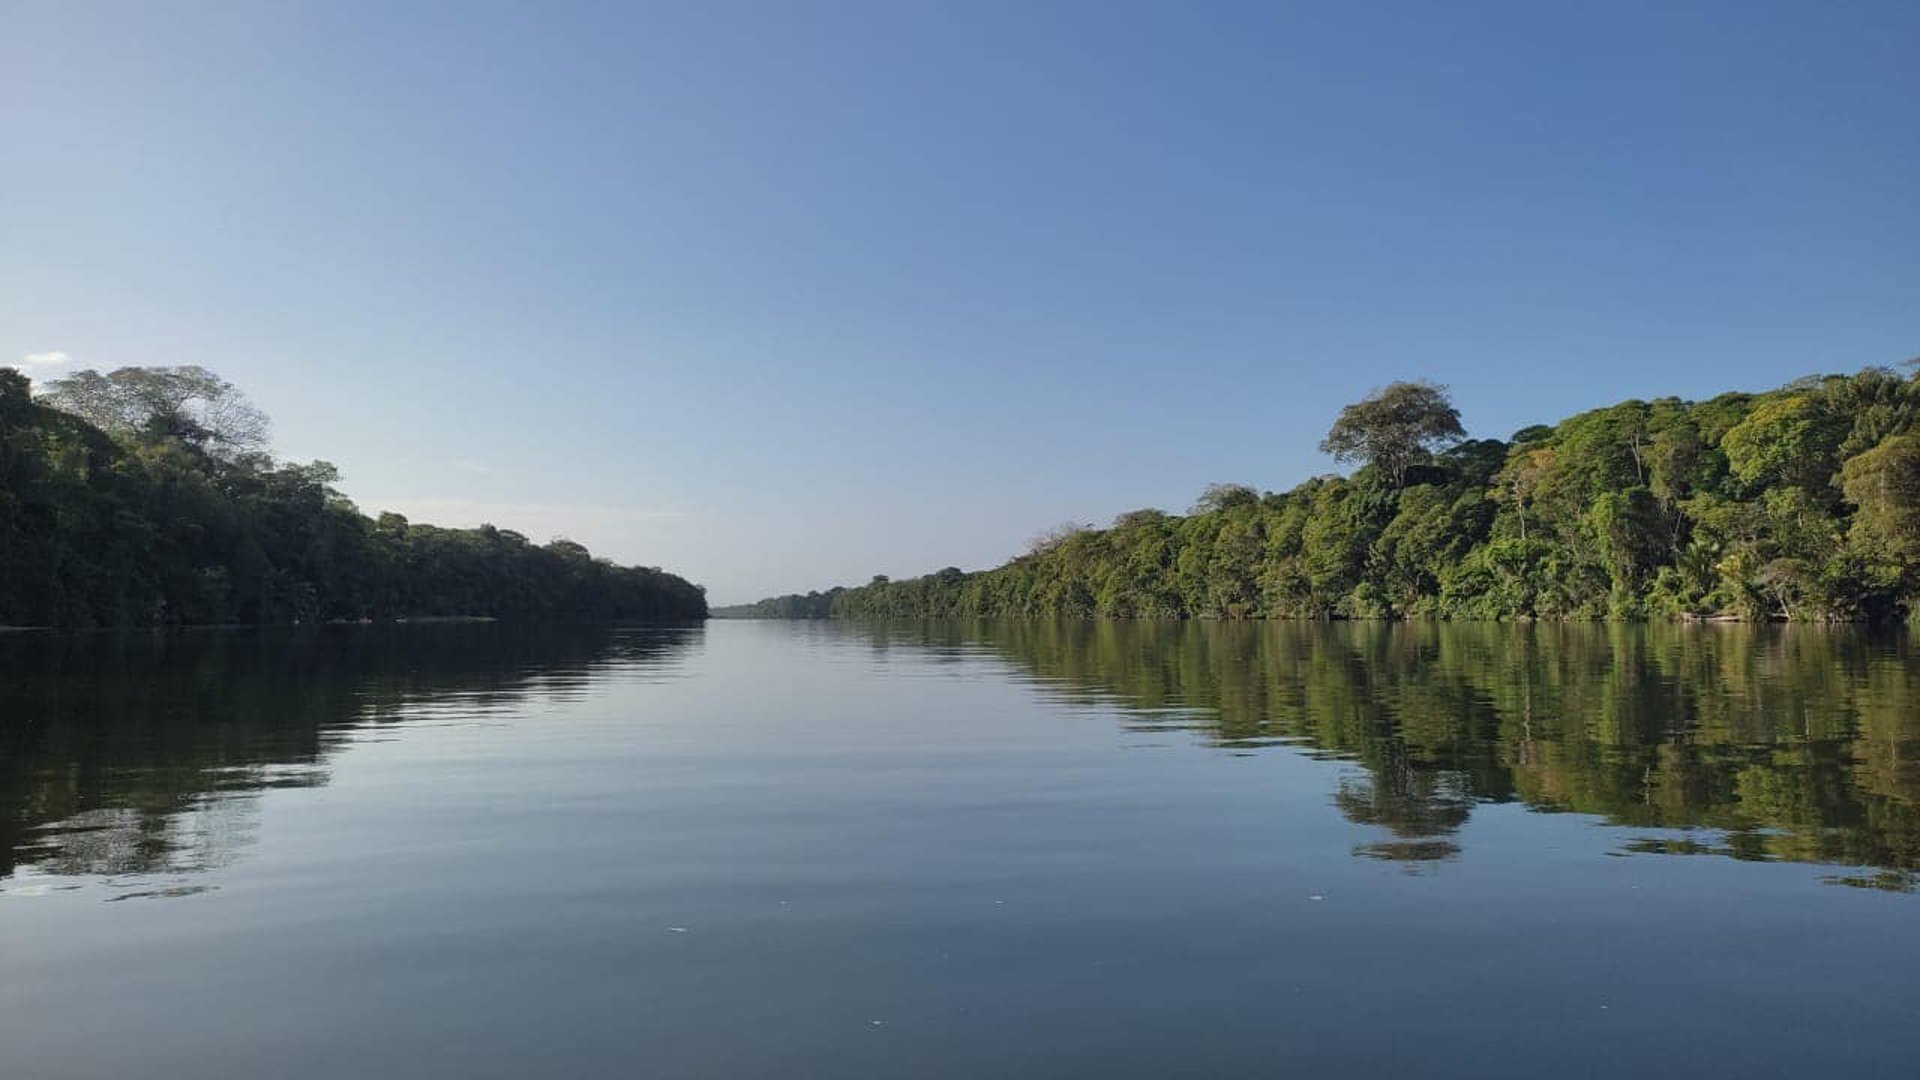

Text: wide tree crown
xmin=1319 ymin=380 xmax=1466 ymax=485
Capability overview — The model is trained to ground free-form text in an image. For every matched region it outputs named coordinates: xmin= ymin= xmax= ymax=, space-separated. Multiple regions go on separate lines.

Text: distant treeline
xmin=719 ymin=365 xmax=1920 ymax=623
xmin=0 ymin=365 xmax=707 ymax=627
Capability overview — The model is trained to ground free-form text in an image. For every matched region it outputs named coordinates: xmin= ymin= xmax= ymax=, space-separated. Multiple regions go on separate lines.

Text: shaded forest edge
xmin=0 ymin=366 xmax=707 ymax=627
xmin=722 ymin=363 xmax=1920 ymax=623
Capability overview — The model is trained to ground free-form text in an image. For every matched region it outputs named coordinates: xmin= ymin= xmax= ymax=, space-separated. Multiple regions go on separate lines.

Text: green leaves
xmin=1721 ymin=394 xmax=1847 ymax=493
xmin=0 ymin=365 xmax=707 ymax=627
xmin=744 ymin=365 xmax=1920 ymax=625
xmin=1319 ymin=381 xmax=1466 ymax=488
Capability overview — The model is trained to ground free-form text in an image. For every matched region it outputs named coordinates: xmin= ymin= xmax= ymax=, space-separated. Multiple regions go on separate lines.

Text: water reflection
xmin=832 ymin=620 xmax=1920 ymax=880
xmin=5 ymin=618 xmax=1916 ymax=900
xmin=0 ymin=623 xmax=701 ymax=894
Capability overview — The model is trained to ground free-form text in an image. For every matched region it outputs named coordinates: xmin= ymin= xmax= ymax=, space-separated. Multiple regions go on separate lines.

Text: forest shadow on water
xmin=4 ymin=618 xmax=1919 ymax=1078
xmin=1 ymin=619 xmax=1916 ymax=899
xmin=0 ymin=623 xmax=705 ymax=895
xmin=825 ymin=619 xmax=1920 ymax=890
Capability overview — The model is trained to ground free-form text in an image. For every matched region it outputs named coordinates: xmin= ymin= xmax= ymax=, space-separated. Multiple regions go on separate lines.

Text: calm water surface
xmin=1 ymin=620 xmax=1916 ymax=1077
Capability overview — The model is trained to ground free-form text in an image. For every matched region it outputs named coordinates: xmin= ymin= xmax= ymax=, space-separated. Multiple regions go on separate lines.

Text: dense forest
xmin=722 ymin=364 xmax=1920 ymax=623
xmin=0 ymin=365 xmax=707 ymax=627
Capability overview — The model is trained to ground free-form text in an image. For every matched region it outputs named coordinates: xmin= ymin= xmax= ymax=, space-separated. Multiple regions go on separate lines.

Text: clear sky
xmin=4 ymin=1 xmax=1916 ymax=603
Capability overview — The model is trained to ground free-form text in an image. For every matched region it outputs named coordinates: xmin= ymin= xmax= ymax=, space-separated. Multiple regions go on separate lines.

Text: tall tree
xmin=1319 ymin=380 xmax=1466 ymax=487
xmin=40 ymin=365 xmax=270 ymax=458
xmin=1191 ymin=482 xmax=1260 ymax=513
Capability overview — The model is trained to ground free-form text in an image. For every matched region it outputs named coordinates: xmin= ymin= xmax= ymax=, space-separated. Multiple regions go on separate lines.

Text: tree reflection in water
xmin=0 ymin=623 xmax=702 ymax=893
xmin=835 ymin=619 xmax=1920 ymax=879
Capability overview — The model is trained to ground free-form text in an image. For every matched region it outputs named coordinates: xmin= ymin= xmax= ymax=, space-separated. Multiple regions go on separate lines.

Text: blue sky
xmin=5 ymin=1 xmax=1916 ymax=603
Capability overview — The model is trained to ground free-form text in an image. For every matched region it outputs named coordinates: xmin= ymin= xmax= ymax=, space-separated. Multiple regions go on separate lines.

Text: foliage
xmin=732 ymin=366 xmax=1920 ymax=623
xmin=0 ymin=366 xmax=705 ymax=627
xmin=1318 ymin=380 xmax=1466 ymax=487
xmin=40 ymin=365 xmax=270 ymax=459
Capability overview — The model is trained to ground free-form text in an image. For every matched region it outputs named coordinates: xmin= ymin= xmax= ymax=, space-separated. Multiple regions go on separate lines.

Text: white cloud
xmin=20 ymin=351 xmax=74 ymax=369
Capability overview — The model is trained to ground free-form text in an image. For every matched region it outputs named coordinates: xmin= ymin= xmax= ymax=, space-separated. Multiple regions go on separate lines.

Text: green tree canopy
xmin=1319 ymin=380 xmax=1466 ymax=487
xmin=1720 ymin=394 xmax=1845 ymax=493
xmin=1 ymin=365 xmax=706 ymax=627
xmin=1191 ymin=483 xmax=1260 ymax=513
xmin=1841 ymin=434 xmax=1920 ymax=568
xmin=40 ymin=365 xmax=270 ymax=458
xmin=733 ymin=364 xmax=1920 ymax=625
